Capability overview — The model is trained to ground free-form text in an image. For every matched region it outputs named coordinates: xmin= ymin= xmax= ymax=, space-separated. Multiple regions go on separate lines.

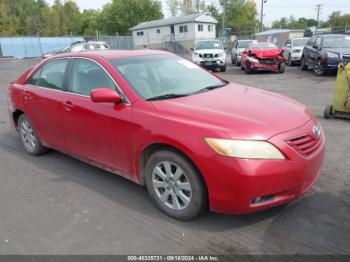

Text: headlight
xmin=327 ymin=52 xmax=339 ymax=58
xmin=218 ymin=52 xmax=225 ymax=58
xmin=247 ymin=56 xmax=259 ymax=63
xmin=193 ymin=52 xmax=199 ymax=58
xmin=205 ymin=138 xmax=285 ymax=160
xmin=292 ymin=49 xmax=301 ymax=53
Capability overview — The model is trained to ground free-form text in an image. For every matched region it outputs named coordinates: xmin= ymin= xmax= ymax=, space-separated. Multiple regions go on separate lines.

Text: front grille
xmin=341 ymin=54 xmax=350 ymax=61
xmin=203 ymin=53 xmax=213 ymax=59
xmin=258 ymin=58 xmax=277 ymax=65
xmin=286 ymin=134 xmax=321 ymax=157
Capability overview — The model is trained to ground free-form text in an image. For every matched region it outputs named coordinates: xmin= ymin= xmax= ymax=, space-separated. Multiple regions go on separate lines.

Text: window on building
xmin=208 ymin=25 xmax=213 ymax=32
xmin=179 ymin=25 xmax=188 ymax=33
xmin=198 ymin=24 xmax=204 ymax=32
xmin=156 ymin=29 xmax=161 ymax=34
xmin=137 ymin=31 xmax=144 ymax=36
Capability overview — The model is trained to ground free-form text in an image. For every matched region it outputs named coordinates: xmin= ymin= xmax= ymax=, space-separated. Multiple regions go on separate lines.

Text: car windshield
xmin=250 ymin=43 xmax=277 ymax=49
xmin=293 ymin=38 xmax=308 ymax=46
xmin=237 ymin=41 xmax=252 ymax=48
xmin=323 ymin=35 xmax=350 ymax=48
xmin=195 ymin=41 xmax=223 ymax=50
xmin=109 ymin=55 xmax=226 ymax=100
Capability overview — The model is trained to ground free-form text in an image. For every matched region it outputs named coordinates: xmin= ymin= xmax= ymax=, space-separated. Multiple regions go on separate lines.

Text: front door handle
xmin=64 ymin=101 xmax=75 ymax=112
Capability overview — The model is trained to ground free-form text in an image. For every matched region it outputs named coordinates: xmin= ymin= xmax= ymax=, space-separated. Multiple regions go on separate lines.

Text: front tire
xmin=220 ymin=65 xmax=226 ymax=72
xmin=245 ymin=61 xmax=252 ymax=74
xmin=324 ymin=105 xmax=333 ymax=119
xmin=300 ymin=56 xmax=308 ymax=71
xmin=145 ymin=149 xmax=207 ymax=220
xmin=314 ymin=59 xmax=326 ymax=76
xmin=18 ymin=114 xmax=48 ymax=155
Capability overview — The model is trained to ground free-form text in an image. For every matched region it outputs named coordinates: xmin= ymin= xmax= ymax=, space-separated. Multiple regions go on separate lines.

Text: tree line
xmin=0 ymin=0 xmax=349 ymax=37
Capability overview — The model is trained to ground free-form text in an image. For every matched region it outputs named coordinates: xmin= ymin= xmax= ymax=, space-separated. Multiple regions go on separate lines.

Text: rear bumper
xmin=200 ymin=120 xmax=325 ymax=214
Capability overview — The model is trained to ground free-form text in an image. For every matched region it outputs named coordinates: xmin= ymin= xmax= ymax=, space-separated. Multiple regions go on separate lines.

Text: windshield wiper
xmin=145 ymin=93 xmax=189 ymax=101
xmin=193 ymin=81 xmax=229 ymax=94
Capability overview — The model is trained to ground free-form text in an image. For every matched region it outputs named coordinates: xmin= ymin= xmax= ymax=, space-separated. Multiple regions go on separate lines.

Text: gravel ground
xmin=0 ymin=57 xmax=349 ymax=255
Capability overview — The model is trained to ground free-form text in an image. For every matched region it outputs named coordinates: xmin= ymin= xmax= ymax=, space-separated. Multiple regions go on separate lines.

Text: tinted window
xmin=110 ymin=55 xmax=225 ymax=100
xmin=69 ymin=59 xmax=116 ymax=96
xmin=323 ymin=35 xmax=350 ymax=48
xmin=31 ymin=59 xmax=68 ymax=90
xmin=307 ymin=37 xmax=316 ymax=46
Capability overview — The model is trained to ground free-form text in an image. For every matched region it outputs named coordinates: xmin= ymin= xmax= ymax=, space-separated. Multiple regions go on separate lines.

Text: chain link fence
xmin=0 ymin=35 xmax=134 ymax=58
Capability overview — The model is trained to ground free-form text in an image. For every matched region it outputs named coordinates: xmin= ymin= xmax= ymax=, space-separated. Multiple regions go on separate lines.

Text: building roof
xmin=130 ymin=13 xmax=217 ymax=31
xmin=256 ymin=29 xmax=304 ymax=36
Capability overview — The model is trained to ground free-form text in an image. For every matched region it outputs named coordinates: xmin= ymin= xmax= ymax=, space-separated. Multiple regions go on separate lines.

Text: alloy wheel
xmin=152 ymin=161 xmax=192 ymax=211
xmin=20 ymin=119 xmax=37 ymax=151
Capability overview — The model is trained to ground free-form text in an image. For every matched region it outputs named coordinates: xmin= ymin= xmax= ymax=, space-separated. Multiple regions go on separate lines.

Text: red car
xmin=7 ymin=50 xmax=325 ymax=220
xmin=241 ymin=42 xmax=286 ymax=74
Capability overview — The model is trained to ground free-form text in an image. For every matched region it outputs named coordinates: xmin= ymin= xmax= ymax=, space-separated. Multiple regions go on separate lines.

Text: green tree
xmin=97 ymin=0 xmax=163 ymax=35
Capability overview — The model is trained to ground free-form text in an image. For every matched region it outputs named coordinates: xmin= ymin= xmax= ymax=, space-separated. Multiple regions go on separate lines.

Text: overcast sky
xmin=47 ymin=0 xmax=350 ymax=26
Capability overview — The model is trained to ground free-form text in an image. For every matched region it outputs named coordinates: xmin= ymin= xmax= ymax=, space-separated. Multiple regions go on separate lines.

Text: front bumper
xmin=200 ymin=120 xmax=325 ymax=214
xmin=193 ymin=58 xmax=226 ymax=69
xmin=290 ymin=52 xmax=302 ymax=62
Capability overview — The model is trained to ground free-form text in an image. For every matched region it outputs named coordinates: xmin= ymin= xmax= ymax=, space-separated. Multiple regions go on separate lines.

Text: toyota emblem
xmin=312 ymin=125 xmax=321 ymax=138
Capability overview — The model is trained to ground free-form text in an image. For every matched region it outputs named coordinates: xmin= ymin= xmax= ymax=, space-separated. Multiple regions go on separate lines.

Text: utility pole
xmin=315 ymin=4 xmax=323 ymax=34
xmin=222 ymin=0 xmax=226 ymax=32
xmin=196 ymin=0 xmax=199 ymax=13
xmin=260 ymin=0 xmax=267 ymax=32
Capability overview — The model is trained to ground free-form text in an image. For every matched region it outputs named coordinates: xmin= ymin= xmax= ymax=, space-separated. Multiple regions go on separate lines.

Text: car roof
xmin=50 ymin=49 xmax=173 ymax=60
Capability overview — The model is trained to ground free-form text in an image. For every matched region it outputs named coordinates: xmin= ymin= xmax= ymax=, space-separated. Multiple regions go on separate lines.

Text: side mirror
xmin=90 ymin=88 xmax=122 ymax=104
xmin=286 ymin=44 xmax=291 ymax=48
xmin=312 ymin=44 xmax=319 ymax=49
xmin=190 ymin=47 xmax=194 ymax=51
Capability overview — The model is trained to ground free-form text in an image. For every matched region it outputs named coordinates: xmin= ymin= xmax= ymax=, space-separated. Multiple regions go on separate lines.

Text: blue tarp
xmin=0 ymin=37 xmax=84 ymax=58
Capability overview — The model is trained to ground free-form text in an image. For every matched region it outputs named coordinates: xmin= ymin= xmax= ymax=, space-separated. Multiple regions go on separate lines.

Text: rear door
xmin=22 ymin=58 xmax=70 ymax=150
xmin=308 ymin=36 xmax=321 ymax=67
xmin=62 ymin=58 xmax=133 ymax=174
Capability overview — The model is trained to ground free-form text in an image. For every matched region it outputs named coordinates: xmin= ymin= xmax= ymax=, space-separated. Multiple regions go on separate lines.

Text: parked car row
xmin=226 ymin=33 xmax=350 ymax=76
xmin=42 ymin=41 xmax=110 ymax=58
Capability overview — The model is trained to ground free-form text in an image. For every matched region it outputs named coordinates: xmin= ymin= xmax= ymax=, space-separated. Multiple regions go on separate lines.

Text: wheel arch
xmin=137 ymin=142 xmax=208 ymax=195
xmin=12 ymin=109 xmax=25 ymax=128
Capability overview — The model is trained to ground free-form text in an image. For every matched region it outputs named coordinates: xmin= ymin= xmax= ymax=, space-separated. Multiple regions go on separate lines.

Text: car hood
xmin=194 ymin=49 xmax=224 ymax=54
xmin=152 ymin=83 xmax=312 ymax=140
xmin=323 ymin=47 xmax=350 ymax=54
xmin=292 ymin=46 xmax=304 ymax=51
xmin=250 ymin=48 xmax=284 ymax=58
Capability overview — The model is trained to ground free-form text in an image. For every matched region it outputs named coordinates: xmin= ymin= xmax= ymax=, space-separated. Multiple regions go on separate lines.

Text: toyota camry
xmin=7 ymin=50 xmax=325 ymax=220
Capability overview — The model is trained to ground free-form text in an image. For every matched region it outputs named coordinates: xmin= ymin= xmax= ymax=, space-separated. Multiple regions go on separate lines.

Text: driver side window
xmin=68 ymin=59 xmax=116 ymax=96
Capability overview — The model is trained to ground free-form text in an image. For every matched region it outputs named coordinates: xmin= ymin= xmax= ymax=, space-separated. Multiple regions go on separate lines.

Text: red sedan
xmin=241 ymin=42 xmax=286 ymax=74
xmin=7 ymin=50 xmax=325 ymax=220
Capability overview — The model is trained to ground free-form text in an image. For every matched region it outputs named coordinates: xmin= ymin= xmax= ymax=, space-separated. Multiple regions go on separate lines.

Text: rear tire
xmin=245 ymin=61 xmax=252 ymax=74
xmin=145 ymin=149 xmax=207 ymax=220
xmin=18 ymin=114 xmax=48 ymax=156
xmin=324 ymin=105 xmax=333 ymax=119
xmin=300 ymin=56 xmax=308 ymax=71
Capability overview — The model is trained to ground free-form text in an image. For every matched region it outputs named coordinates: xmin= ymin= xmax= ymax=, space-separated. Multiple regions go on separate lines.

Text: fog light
xmin=252 ymin=195 xmax=275 ymax=204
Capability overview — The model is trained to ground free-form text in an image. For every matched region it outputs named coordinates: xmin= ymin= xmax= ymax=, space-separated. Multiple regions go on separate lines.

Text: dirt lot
xmin=0 ymin=58 xmax=349 ymax=255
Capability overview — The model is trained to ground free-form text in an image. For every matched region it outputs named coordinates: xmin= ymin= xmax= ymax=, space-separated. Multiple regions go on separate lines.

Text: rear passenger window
xmin=27 ymin=59 xmax=68 ymax=90
xmin=38 ymin=59 xmax=69 ymax=90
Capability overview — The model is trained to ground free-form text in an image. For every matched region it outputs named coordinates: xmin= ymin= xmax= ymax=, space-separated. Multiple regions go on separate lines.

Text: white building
xmin=130 ymin=13 xmax=217 ymax=52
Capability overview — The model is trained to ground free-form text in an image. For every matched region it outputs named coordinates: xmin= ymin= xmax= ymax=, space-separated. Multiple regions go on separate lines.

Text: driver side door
xmin=62 ymin=58 xmax=134 ymax=175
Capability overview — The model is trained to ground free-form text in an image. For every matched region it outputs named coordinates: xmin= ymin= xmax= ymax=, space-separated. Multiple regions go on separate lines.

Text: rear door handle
xmin=64 ymin=101 xmax=75 ymax=112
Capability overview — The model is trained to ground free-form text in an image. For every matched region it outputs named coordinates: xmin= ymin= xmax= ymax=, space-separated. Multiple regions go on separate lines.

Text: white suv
xmin=191 ymin=40 xmax=226 ymax=72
